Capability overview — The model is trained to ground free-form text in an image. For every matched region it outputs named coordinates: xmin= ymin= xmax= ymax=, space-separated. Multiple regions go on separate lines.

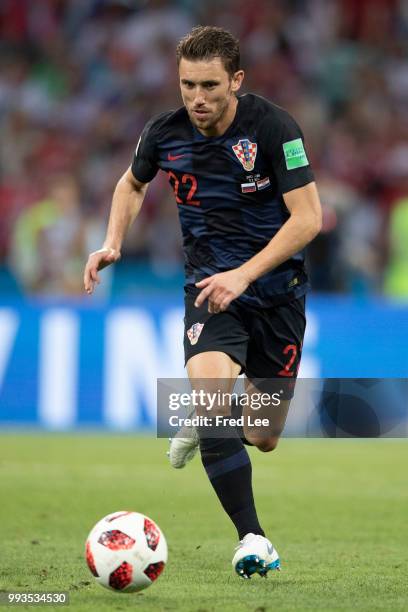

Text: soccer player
xmin=84 ymin=26 xmax=322 ymax=578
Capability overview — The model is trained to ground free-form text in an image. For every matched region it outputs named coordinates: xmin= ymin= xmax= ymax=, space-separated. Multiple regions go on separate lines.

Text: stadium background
xmin=0 ymin=0 xmax=407 ymax=430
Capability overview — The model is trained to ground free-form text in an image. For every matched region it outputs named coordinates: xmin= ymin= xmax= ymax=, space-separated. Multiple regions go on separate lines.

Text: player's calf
xmin=242 ymin=395 xmax=291 ymax=451
xmin=248 ymin=435 xmax=280 ymax=453
xmin=243 ymin=415 xmax=285 ymax=451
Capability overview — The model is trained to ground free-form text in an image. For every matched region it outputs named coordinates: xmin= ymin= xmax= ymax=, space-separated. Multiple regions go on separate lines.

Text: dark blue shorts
xmin=184 ymin=286 xmax=306 ymax=397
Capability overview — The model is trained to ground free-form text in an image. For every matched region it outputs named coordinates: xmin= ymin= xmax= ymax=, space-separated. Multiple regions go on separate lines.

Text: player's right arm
xmin=83 ymin=168 xmax=149 ymax=295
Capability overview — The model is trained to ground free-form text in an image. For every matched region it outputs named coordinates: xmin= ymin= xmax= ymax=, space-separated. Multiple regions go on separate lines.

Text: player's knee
xmin=256 ymin=436 xmax=279 ymax=453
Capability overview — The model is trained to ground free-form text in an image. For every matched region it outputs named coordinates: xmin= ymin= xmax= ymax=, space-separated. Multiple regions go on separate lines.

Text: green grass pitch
xmin=0 ymin=435 xmax=407 ymax=611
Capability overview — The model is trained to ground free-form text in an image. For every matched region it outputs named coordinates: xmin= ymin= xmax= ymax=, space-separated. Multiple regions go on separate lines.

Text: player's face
xmin=179 ymin=57 xmax=244 ymax=137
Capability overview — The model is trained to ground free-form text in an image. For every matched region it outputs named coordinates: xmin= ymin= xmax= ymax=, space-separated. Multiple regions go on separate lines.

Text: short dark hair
xmin=176 ymin=26 xmax=240 ymax=78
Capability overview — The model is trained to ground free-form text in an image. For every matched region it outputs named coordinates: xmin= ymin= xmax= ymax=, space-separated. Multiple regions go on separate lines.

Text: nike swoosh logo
xmin=267 ymin=543 xmax=274 ymax=555
xmin=168 ymin=153 xmax=185 ymax=161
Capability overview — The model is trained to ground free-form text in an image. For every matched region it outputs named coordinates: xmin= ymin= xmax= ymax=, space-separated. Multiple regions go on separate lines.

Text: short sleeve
xmin=259 ymin=110 xmax=314 ymax=194
xmin=131 ymin=118 xmax=159 ymax=183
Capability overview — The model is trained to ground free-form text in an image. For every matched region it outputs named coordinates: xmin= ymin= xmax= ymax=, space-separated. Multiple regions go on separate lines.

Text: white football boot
xmin=167 ymin=421 xmax=199 ymax=469
xmin=232 ymin=533 xmax=280 ymax=578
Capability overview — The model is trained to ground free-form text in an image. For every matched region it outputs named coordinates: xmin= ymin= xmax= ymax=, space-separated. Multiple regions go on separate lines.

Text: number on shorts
xmin=278 ymin=344 xmax=298 ymax=377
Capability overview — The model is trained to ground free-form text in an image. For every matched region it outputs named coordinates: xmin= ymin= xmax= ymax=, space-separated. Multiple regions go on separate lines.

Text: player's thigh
xmin=187 ymin=351 xmax=241 ymax=416
xmin=187 ymin=351 xmax=241 ymax=380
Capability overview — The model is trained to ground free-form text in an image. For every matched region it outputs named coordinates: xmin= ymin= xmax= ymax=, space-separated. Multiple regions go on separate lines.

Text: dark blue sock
xmin=198 ymin=420 xmax=264 ymax=540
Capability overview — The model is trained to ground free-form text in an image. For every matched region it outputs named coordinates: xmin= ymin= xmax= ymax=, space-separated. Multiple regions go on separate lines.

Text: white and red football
xmin=85 ymin=511 xmax=167 ymax=592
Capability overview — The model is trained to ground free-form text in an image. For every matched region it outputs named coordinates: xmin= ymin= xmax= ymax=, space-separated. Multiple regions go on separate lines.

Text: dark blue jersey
xmin=131 ymin=93 xmax=314 ymax=307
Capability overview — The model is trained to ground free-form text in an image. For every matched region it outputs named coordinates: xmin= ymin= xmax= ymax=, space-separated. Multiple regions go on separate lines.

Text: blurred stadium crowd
xmin=0 ymin=0 xmax=407 ymax=299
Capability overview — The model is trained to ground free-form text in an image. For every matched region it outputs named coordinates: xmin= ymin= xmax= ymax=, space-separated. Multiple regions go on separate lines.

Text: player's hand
xmin=84 ymin=247 xmax=121 ymax=295
xmin=194 ymin=268 xmax=251 ymax=313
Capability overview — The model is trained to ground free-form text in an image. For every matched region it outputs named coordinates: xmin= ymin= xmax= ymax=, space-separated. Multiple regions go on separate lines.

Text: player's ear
xmin=231 ymin=70 xmax=244 ymax=93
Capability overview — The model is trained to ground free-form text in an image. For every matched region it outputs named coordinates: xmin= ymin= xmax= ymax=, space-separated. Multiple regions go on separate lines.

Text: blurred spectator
xmin=340 ymin=197 xmax=384 ymax=295
xmin=0 ymin=0 xmax=407 ymax=298
xmin=384 ymin=196 xmax=408 ymax=299
xmin=10 ymin=175 xmax=89 ymax=296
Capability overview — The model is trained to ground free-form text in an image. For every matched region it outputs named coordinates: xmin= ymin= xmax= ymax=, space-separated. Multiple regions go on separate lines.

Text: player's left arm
xmin=195 ymin=181 xmax=322 ymax=313
xmin=239 ymin=181 xmax=322 ymax=283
